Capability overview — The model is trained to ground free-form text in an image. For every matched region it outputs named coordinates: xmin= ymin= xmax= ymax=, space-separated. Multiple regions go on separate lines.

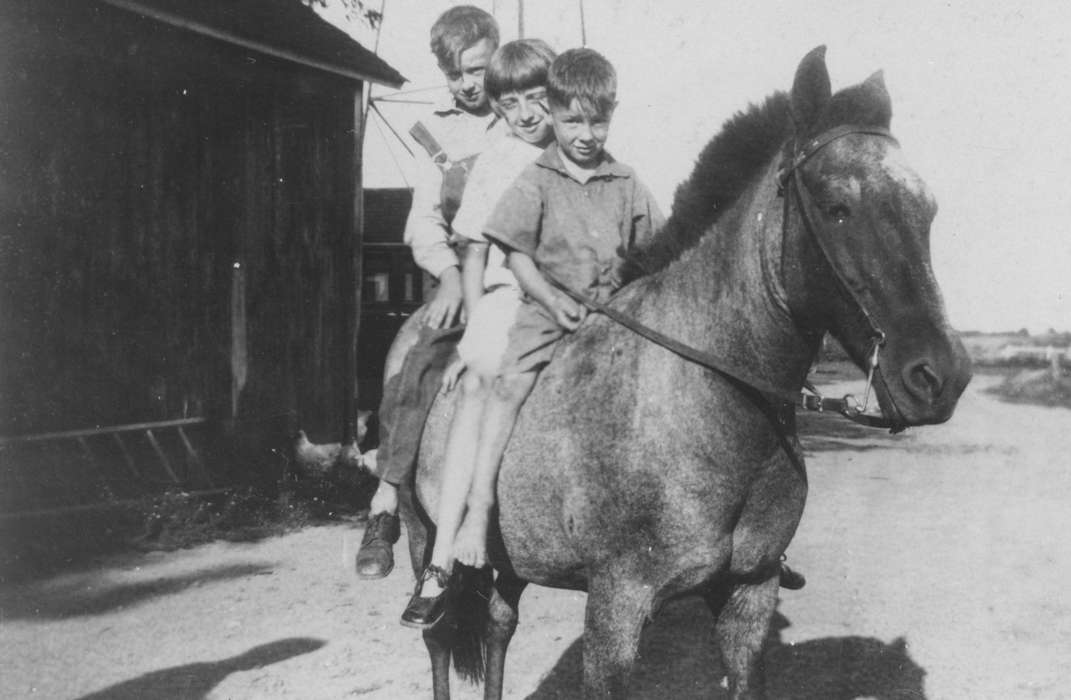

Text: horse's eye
xmin=828 ymin=204 xmax=851 ymax=224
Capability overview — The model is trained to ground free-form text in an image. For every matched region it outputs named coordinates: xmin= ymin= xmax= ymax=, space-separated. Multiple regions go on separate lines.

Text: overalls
xmin=375 ymin=122 xmax=479 ymax=486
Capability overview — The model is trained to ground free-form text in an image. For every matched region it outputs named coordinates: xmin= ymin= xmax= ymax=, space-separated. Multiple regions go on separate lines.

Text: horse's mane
xmin=620 ymin=79 xmax=892 ymax=283
xmin=618 ymin=93 xmax=792 ymax=283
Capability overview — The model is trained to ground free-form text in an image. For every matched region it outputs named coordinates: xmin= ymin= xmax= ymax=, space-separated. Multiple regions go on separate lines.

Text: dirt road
xmin=2 ymin=374 xmax=1068 ymax=699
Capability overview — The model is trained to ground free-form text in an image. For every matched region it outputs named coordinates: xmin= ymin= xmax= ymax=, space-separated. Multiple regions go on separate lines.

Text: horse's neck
xmin=637 ymin=160 xmax=816 ymax=392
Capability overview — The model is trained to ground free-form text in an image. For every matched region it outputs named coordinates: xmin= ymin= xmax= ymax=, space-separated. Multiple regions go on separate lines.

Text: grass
xmin=985 ymin=367 xmax=1071 ymax=409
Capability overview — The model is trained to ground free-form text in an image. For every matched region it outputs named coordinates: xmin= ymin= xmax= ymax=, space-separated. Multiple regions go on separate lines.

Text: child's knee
xmin=459 ymin=370 xmax=490 ymax=396
xmin=490 ymin=373 xmax=535 ymax=403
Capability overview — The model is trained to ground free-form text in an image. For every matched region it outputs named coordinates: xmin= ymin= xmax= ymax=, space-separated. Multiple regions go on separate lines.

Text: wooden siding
xmin=0 ymin=5 xmax=363 ymax=441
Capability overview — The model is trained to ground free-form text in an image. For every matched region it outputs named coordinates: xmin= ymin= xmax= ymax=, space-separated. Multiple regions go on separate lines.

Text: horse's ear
xmin=865 ymin=69 xmax=887 ymax=93
xmin=790 ymin=45 xmax=831 ymax=134
xmin=863 ymin=69 xmax=893 ymax=117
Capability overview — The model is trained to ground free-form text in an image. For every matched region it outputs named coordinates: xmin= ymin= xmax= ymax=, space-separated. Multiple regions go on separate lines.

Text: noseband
xmin=778 ymin=124 xmax=906 ymax=432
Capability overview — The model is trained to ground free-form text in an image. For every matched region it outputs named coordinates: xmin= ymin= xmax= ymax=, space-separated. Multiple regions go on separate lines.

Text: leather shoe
xmin=779 ymin=561 xmax=806 ymax=590
xmin=400 ymin=565 xmax=451 ymax=629
xmin=355 ymin=512 xmax=400 ymax=580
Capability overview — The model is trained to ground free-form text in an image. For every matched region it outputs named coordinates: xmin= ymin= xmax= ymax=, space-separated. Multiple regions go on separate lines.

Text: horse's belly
xmin=494 ymin=405 xmax=591 ymax=586
xmin=415 ymin=383 xmax=590 ymax=586
xmin=497 ymin=490 xmax=587 ymax=588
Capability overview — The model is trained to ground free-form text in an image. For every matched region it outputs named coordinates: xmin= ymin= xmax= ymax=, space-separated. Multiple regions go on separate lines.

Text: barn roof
xmin=100 ymin=0 xmax=406 ymax=88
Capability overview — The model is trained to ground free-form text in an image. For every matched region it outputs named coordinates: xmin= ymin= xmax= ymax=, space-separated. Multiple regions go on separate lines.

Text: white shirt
xmin=451 ymin=133 xmax=544 ymax=289
xmin=402 ymin=92 xmax=505 ymax=279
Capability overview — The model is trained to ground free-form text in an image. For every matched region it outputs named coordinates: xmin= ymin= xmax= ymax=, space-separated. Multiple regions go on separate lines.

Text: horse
xmin=389 ymin=46 xmax=972 ymax=699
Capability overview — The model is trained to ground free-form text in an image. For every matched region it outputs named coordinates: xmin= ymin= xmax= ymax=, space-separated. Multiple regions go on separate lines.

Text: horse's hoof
xmin=355 ymin=512 xmax=400 ymax=580
xmin=400 ymin=565 xmax=451 ymax=629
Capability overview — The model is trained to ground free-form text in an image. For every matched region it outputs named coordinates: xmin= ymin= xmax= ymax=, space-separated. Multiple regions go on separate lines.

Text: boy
xmin=397 ymin=38 xmax=558 ymax=629
xmin=355 ymin=5 xmax=504 ymax=580
xmin=402 ymin=47 xmax=665 ymax=628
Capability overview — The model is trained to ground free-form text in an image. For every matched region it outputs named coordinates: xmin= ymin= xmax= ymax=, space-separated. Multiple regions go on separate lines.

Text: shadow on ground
xmin=73 ymin=637 xmax=325 ymax=700
xmin=797 ymin=409 xmax=921 ymax=454
xmin=0 ymin=562 xmax=274 ymax=620
xmin=527 ymin=599 xmax=925 ymax=699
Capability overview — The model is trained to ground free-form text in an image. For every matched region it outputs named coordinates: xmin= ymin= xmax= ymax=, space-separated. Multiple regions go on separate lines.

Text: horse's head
xmin=782 ymin=47 xmax=971 ymax=429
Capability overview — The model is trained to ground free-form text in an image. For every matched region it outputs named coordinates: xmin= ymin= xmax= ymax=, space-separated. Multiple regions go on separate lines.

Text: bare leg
xmin=453 ymin=371 xmax=538 ymax=569
xmin=420 ymin=371 xmax=488 ymax=596
xmin=368 ymin=480 xmax=398 ymax=516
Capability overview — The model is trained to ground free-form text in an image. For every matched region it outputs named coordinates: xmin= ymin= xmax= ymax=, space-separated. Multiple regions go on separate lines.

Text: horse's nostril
xmin=906 ymin=362 xmax=943 ymax=401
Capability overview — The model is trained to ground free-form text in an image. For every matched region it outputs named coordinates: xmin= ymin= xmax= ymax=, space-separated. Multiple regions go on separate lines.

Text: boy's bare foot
xmin=453 ymin=511 xmax=490 ymax=568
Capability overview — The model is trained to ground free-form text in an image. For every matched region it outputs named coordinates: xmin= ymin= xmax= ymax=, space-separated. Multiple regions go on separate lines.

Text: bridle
xmin=777 ymin=124 xmax=905 ymax=432
xmin=546 ymin=124 xmax=906 ymax=433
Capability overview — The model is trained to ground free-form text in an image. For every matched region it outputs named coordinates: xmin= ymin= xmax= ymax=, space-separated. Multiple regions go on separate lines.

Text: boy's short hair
xmin=485 ymin=39 xmax=557 ymax=102
xmin=547 ymin=48 xmax=617 ymax=116
xmin=429 ymin=5 xmax=500 ymax=72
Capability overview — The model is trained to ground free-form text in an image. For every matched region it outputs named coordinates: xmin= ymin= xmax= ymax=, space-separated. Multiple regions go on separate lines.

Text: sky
xmin=325 ymin=0 xmax=1070 ymax=334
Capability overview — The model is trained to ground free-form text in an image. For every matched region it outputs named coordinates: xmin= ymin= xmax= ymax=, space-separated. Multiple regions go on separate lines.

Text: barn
xmin=0 ymin=0 xmax=408 ymax=512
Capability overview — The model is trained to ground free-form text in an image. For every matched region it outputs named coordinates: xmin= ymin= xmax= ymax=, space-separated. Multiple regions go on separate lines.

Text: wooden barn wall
xmin=0 ymin=6 xmax=361 ymax=439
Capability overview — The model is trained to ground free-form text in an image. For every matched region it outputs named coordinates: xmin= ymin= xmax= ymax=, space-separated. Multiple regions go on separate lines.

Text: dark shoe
xmin=400 ymin=565 xmax=452 ymax=629
xmin=779 ymin=561 xmax=806 ymax=590
xmin=355 ymin=512 xmax=400 ymax=580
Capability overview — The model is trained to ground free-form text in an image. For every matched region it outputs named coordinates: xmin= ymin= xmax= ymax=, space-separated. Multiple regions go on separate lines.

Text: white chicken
xmin=293 ymin=411 xmax=375 ymax=479
xmin=294 ymin=430 xmax=342 ymax=478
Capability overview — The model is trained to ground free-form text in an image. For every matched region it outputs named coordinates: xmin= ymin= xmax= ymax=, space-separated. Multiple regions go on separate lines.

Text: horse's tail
xmin=449 ymin=565 xmax=493 ymax=684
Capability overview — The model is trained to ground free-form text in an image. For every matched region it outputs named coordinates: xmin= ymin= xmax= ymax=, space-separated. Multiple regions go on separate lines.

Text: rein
xmin=546 ymin=124 xmax=903 ymax=431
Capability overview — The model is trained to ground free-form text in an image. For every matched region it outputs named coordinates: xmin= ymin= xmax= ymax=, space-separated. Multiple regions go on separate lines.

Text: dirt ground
xmin=2 ymin=373 xmax=1069 ymax=699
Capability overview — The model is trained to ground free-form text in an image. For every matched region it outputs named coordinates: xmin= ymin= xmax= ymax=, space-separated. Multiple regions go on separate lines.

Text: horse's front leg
xmin=582 ymin=572 xmax=656 ymax=698
xmin=703 ymin=574 xmax=780 ymax=700
xmin=482 ymin=573 xmax=527 ymax=700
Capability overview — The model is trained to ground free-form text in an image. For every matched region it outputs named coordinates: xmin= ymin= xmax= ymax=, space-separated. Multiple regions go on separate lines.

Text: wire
xmin=371 ymin=97 xmax=436 ymax=105
xmin=371 ymin=83 xmax=449 ymax=100
xmin=370 ymin=100 xmax=414 ymax=157
xmin=371 ymin=108 xmax=411 ymax=187
xmin=360 ymin=0 xmax=388 ymax=131
xmin=579 ymin=0 xmax=587 ymax=46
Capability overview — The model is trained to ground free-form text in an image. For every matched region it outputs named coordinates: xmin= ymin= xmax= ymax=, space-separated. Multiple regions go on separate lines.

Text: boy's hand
xmin=549 ymin=293 xmax=587 ymax=331
xmin=426 ymin=267 xmax=463 ymax=328
xmin=441 ymin=356 xmax=467 ymax=392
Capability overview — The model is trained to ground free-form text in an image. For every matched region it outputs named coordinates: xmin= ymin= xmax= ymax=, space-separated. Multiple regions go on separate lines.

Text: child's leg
xmin=453 ymin=370 xmax=539 ymax=568
xmin=416 ymin=370 xmax=489 ymax=594
xmin=357 ymin=317 xmax=462 ymax=579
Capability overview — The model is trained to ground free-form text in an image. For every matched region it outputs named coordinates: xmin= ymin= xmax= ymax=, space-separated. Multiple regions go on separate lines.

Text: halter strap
xmin=780 ymin=124 xmax=905 ymax=431
xmin=776 ymin=124 xmax=896 ymax=191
